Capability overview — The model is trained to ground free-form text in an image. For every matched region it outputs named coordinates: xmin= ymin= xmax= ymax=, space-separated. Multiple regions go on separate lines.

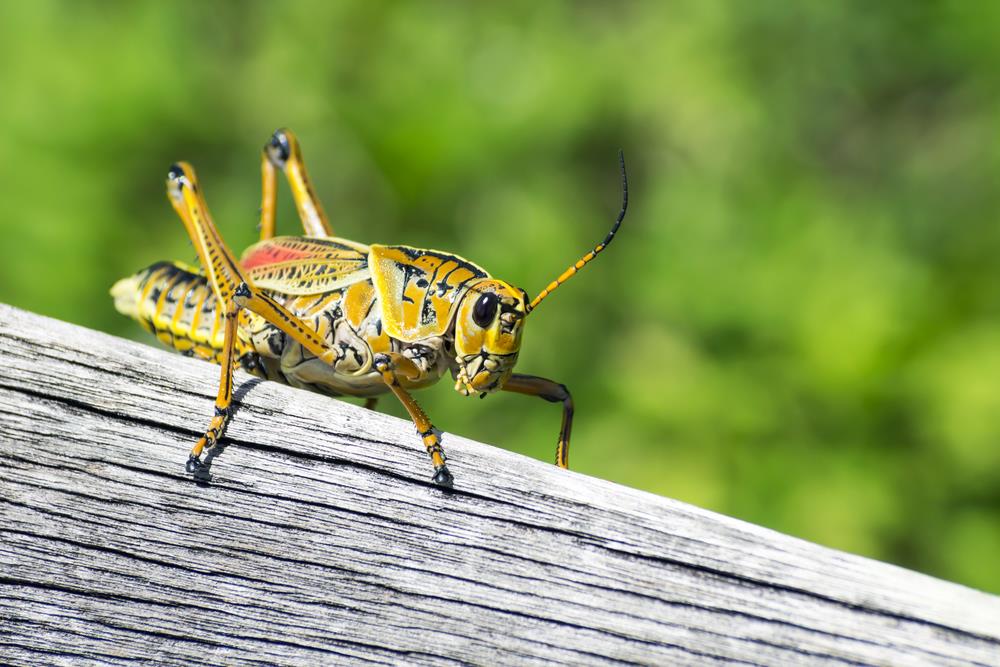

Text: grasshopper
xmin=112 ymin=129 xmax=627 ymax=486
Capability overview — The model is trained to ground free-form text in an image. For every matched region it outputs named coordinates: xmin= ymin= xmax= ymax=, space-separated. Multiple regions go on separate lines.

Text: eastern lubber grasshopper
xmin=112 ymin=129 xmax=627 ymax=487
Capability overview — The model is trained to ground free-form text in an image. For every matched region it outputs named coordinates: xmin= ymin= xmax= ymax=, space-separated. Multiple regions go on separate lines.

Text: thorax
xmin=237 ymin=278 xmax=455 ymax=397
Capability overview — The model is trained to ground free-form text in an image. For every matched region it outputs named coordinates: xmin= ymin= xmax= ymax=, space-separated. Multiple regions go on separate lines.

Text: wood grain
xmin=1 ymin=302 xmax=999 ymax=666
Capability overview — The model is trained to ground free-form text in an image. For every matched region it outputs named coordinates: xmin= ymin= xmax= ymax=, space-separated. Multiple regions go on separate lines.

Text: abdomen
xmin=112 ymin=262 xmax=449 ymax=396
xmin=111 ymin=261 xmax=230 ymax=363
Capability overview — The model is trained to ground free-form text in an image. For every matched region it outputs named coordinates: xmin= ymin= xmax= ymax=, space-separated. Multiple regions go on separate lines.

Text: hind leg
xmin=258 ymin=128 xmax=333 ymax=240
xmin=167 ymin=162 xmax=337 ymax=470
xmin=185 ymin=301 xmax=239 ymax=471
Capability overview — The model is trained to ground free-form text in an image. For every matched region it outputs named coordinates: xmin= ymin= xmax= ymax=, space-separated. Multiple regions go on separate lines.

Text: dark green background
xmin=2 ymin=2 xmax=999 ymax=593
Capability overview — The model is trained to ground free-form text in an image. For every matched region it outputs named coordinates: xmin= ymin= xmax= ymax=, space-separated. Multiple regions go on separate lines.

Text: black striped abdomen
xmin=112 ymin=261 xmax=227 ymax=363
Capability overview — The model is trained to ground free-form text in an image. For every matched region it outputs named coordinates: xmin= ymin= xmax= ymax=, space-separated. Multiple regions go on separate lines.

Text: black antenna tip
xmin=617 ymin=151 xmax=628 ymax=214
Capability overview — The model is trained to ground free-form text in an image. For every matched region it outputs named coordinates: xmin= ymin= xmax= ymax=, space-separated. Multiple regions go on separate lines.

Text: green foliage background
xmin=2 ymin=2 xmax=999 ymax=593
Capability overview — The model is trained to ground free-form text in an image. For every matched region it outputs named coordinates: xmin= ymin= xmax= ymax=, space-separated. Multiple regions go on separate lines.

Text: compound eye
xmin=472 ymin=292 xmax=500 ymax=328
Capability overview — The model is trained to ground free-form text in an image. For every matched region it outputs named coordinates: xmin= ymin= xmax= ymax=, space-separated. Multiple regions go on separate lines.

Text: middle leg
xmin=374 ymin=353 xmax=453 ymax=487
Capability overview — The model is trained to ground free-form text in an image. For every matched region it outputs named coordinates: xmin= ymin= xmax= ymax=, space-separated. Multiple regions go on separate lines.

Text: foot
xmin=432 ymin=465 xmax=454 ymax=488
xmin=185 ymin=455 xmax=204 ymax=473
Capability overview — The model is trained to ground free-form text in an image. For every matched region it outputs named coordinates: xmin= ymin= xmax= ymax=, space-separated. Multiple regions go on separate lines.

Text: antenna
xmin=526 ymin=151 xmax=628 ymax=313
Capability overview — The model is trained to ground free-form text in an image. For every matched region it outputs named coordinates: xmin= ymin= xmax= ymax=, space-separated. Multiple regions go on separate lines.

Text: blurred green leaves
xmin=1 ymin=1 xmax=999 ymax=593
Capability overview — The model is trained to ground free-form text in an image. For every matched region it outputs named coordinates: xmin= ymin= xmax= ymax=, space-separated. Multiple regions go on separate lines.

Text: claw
xmin=185 ymin=455 xmax=203 ymax=473
xmin=432 ymin=465 xmax=454 ymax=488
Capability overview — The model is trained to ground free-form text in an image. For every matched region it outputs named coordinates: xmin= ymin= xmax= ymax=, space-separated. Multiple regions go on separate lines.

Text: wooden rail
xmin=1 ymin=302 xmax=999 ymax=665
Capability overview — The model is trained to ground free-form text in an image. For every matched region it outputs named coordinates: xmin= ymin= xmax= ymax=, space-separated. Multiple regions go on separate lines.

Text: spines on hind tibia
xmin=111 ymin=261 xmax=226 ymax=362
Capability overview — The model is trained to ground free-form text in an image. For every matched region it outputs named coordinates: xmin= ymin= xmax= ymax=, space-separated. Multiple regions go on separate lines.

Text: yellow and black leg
xmin=259 ymin=128 xmax=333 ymax=240
xmin=374 ymin=353 xmax=453 ymax=487
xmin=165 ymin=161 xmax=251 ymax=471
xmin=502 ymin=374 xmax=574 ymax=469
xmin=186 ymin=303 xmax=239 ymax=472
xmin=258 ymin=140 xmax=278 ymax=240
xmin=168 ymin=162 xmax=337 ymax=471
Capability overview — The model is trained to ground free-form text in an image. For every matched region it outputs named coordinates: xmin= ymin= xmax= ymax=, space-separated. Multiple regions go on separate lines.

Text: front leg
xmin=374 ymin=353 xmax=453 ymax=488
xmin=502 ymin=374 xmax=574 ymax=469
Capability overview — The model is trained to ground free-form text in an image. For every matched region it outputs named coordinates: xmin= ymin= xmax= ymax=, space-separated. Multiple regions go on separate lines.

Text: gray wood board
xmin=1 ymin=302 xmax=998 ymax=666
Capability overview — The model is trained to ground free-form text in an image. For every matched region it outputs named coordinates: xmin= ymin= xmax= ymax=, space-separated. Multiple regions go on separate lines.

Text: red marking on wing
xmin=241 ymin=245 xmax=312 ymax=270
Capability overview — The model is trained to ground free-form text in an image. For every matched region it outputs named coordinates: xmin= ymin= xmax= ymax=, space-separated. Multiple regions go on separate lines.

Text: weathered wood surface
xmin=1 ymin=302 xmax=999 ymax=666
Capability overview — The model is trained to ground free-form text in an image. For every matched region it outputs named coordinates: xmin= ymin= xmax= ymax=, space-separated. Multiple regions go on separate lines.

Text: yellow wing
xmin=369 ymin=244 xmax=489 ymax=341
xmin=241 ymin=236 xmax=371 ymax=295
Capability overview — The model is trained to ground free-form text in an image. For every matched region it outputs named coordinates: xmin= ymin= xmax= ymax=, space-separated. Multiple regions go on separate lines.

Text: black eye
xmin=472 ymin=292 xmax=500 ymax=328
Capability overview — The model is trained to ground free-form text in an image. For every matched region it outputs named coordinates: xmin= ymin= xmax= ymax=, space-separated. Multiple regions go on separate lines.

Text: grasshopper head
xmin=453 ymin=280 xmax=527 ymax=396
xmin=452 ymin=151 xmax=628 ymax=398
